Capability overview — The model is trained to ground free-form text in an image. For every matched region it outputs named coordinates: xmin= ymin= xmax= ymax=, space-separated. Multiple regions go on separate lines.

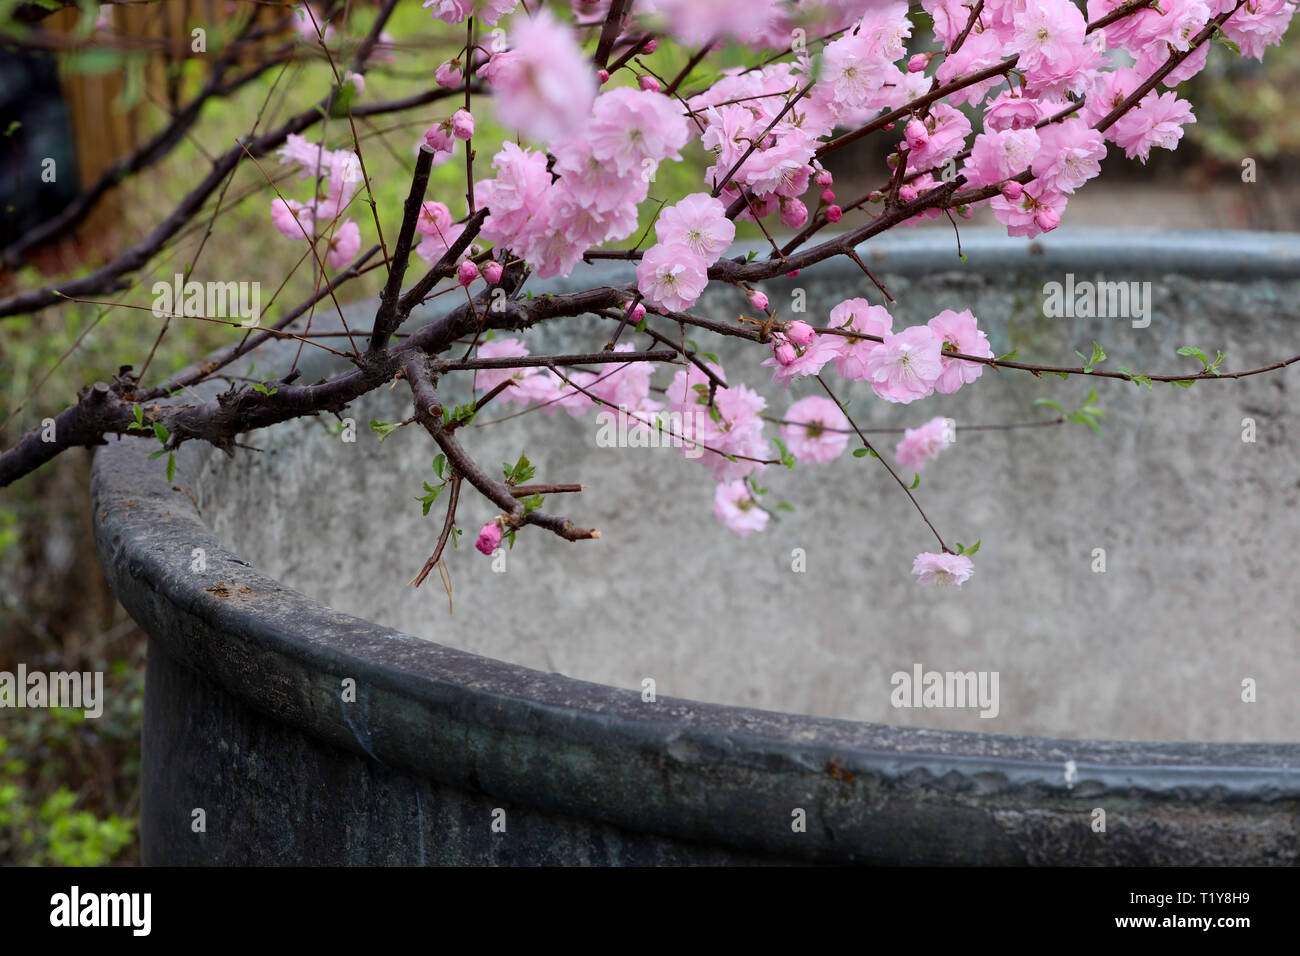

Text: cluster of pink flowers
xmin=472 ymin=84 xmax=688 ymax=279
xmin=269 ymin=135 xmax=364 ymax=269
xmin=263 ymin=0 xmax=1298 ymax=587
xmin=636 ymin=194 xmax=735 ymax=312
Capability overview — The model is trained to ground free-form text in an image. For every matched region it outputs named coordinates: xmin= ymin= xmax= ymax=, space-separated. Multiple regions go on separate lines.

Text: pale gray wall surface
xmin=195 ymin=229 xmax=1300 ymax=743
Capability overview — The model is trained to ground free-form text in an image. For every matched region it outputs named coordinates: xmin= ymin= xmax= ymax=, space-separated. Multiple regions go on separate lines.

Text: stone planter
xmin=92 ymin=228 xmax=1300 ymax=864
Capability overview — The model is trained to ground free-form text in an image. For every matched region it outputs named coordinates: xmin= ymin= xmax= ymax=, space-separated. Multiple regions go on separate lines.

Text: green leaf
xmin=369 ymin=419 xmax=400 ymax=441
xmin=503 ymin=452 xmax=535 ymax=485
xmin=1033 ymin=398 xmax=1064 ymax=413
xmin=771 ymin=437 xmax=796 ymax=468
xmin=909 ymin=473 xmax=920 ymax=490
xmin=166 ymin=453 xmax=176 ymax=483
xmin=432 ymin=454 xmax=446 ymax=479
xmin=1043 ymin=370 xmax=1071 ymax=379
xmin=522 ymin=494 xmax=545 ymax=514
xmin=994 ymin=349 xmax=1018 ymax=363
xmin=1075 ymin=341 xmax=1106 ymax=373
xmin=1177 ymin=345 xmax=1209 ymax=367
xmin=148 ymin=448 xmax=167 ymax=460
xmin=852 ymin=447 xmax=870 ymax=458
xmin=775 ymin=502 xmax=795 ymax=513
xmin=964 ymin=539 xmax=981 ymax=556
xmin=415 ymin=481 xmax=445 ymax=516
xmin=151 ymin=422 xmax=169 ymax=443
xmin=1170 ymin=379 xmax=1195 ymax=388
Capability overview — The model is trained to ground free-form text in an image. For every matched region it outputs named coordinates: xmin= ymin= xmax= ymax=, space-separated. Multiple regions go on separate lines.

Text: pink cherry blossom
xmin=476 ymin=521 xmax=503 ymax=555
xmin=983 ymin=91 xmax=1044 ymax=132
xmin=1007 ymin=0 xmax=1087 ymax=82
xmin=911 ymin=551 xmax=974 ymax=588
xmin=457 ymin=260 xmax=479 ymax=286
xmin=1112 ymin=91 xmax=1196 ymax=163
xmin=935 ymin=29 xmax=1004 ymax=107
xmin=1032 ymin=118 xmax=1106 ymax=193
xmin=589 ymin=87 xmax=689 ymax=178
xmin=713 ymin=480 xmax=769 ymax=537
xmin=963 ymin=127 xmax=1040 ymax=188
xmin=863 ymin=325 xmax=943 ymax=404
xmin=326 ymin=219 xmax=361 ymax=270
xmin=425 ymin=0 xmax=519 ymax=28
xmin=780 ymin=396 xmax=850 ymax=464
xmin=488 ymin=10 xmax=596 ymax=144
xmin=895 ymin=417 xmax=951 ymax=472
xmin=990 ymin=181 xmax=1069 ymax=238
xmin=762 ymin=332 xmax=840 ymax=387
xmin=475 ymin=142 xmax=552 ymax=245
xmin=905 ymin=103 xmax=971 ymax=173
xmin=927 ymin=309 xmax=991 ymax=394
xmin=655 ymin=193 xmax=735 ymax=263
xmin=473 ymin=338 xmax=558 ymax=406
xmin=636 ymin=243 xmax=709 ymax=312
xmin=821 ymin=29 xmax=892 ymax=112
xmin=1219 ymin=0 xmax=1293 ymax=60
xmin=830 ymin=298 xmax=893 ymax=381
xmin=414 ymin=200 xmax=466 ymax=263
xmin=587 ymin=344 xmax=663 ymax=419
xmin=270 ymin=198 xmax=313 ymax=239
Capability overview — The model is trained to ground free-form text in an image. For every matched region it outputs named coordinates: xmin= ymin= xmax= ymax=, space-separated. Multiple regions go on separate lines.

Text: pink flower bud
xmin=639 ymin=75 xmax=661 ymax=93
xmin=904 ymin=119 xmax=929 ymax=151
xmin=597 ymin=68 xmax=610 ymax=84
xmin=907 ymin=54 xmax=928 ymax=73
xmin=747 ymin=289 xmax=770 ymax=311
xmin=899 ymin=184 xmax=918 ymax=202
xmin=786 ymin=269 xmax=800 ymax=278
xmin=458 ymin=259 xmax=480 ymax=286
xmin=642 ymin=39 xmax=658 ymax=54
xmin=630 ymin=302 xmax=647 ymax=323
xmin=786 ymin=320 xmax=815 ymax=346
xmin=476 ymin=522 xmax=502 ymax=555
xmin=820 ymin=188 xmax=836 ymax=204
xmin=1001 ymin=180 xmax=1024 ymax=201
xmin=483 ymin=260 xmax=504 ymax=285
xmin=957 ymin=204 xmax=973 ymax=219
xmin=343 ymin=71 xmax=365 ymax=95
xmin=778 ymin=199 xmax=808 ymax=229
xmin=451 ymin=109 xmax=474 ymax=140
xmin=814 ymin=170 xmax=833 ymax=188
xmin=826 ymin=204 xmax=843 ymax=223
xmin=884 ymin=122 xmax=895 ymax=131
xmin=424 ymin=124 xmax=454 ymax=154
xmin=868 ymin=190 xmax=883 ymax=203
xmin=435 ymin=59 xmax=462 ymax=88
xmin=1034 ymin=207 xmax=1061 ymax=232
xmin=774 ymin=342 xmax=797 ymax=365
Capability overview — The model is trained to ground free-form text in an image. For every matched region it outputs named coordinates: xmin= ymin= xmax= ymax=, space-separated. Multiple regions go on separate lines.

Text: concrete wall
xmin=195 ymin=229 xmax=1300 ymax=744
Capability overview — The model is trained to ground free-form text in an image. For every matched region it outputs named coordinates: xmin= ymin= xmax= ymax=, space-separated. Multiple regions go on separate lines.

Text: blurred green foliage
xmin=1188 ymin=42 xmax=1300 ymax=167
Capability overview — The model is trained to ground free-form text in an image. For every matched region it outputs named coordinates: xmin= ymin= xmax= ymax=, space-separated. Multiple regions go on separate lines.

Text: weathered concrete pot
xmin=93 ymin=229 xmax=1300 ymax=864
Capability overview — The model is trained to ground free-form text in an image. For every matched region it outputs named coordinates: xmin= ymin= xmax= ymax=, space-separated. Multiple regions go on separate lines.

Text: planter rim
xmin=93 ymin=227 xmax=1300 ymax=862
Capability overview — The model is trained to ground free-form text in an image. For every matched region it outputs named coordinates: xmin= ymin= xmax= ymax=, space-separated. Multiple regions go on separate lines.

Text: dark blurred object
xmin=0 ymin=47 xmax=78 ymax=250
